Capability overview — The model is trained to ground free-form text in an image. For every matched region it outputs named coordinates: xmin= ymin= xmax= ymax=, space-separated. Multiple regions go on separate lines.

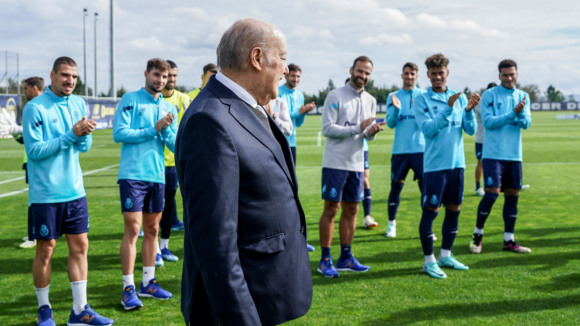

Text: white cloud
xmin=129 ymin=36 xmax=162 ymax=51
xmin=383 ymin=8 xmax=411 ymax=25
xmin=416 ymin=13 xmax=447 ymax=28
xmin=360 ymin=34 xmax=413 ymax=46
xmin=319 ymin=29 xmax=334 ymax=40
xmin=291 ymin=26 xmax=315 ymax=40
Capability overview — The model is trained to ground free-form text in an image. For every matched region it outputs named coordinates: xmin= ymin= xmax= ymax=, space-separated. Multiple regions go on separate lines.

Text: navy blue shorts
xmin=28 ymin=197 xmax=89 ymax=241
xmin=364 ymin=151 xmax=369 ymax=170
xmin=321 ymin=168 xmax=364 ymax=202
xmin=475 ymin=143 xmax=483 ymax=160
xmin=422 ymin=168 xmax=464 ymax=208
xmin=119 ymin=179 xmax=165 ymax=213
xmin=165 ymin=167 xmax=178 ymax=192
xmin=391 ymin=153 xmax=424 ymax=182
xmin=482 ymin=159 xmax=522 ymax=190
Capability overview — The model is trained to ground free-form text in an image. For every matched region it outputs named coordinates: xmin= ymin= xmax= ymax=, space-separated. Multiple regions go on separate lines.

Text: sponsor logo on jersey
xmin=139 ymin=107 xmax=146 ymax=116
xmin=52 ymin=118 xmax=58 ymax=124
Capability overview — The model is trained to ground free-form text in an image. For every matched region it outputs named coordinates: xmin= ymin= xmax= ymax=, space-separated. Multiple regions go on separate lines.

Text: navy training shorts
xmin=391 ymin=153 xmax=424 ymax=182
xmin=28 ymin=196 xmax=89 ymax=241
xmin=422 ymin=168 xmax=464 ymax=208
xmin=119 ymin=179 xmax=165 ymax=213
xmin=321 ymin=167 xmax=364 ymax=202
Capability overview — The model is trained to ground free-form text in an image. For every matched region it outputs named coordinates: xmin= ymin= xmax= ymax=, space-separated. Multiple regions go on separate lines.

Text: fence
xmin=2 ymin=94 xmax=579 ymax=130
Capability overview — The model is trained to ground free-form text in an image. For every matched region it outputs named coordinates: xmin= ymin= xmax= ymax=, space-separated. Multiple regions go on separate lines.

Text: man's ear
xmin=250 ymin=47 xmax=264 ymax=72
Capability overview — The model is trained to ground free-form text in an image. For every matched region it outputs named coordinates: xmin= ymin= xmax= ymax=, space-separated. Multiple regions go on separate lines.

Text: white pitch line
xmin=0 ymin=171 xmax=24 ymax=174
xmin=93 ymin=145 xmax=106 ymax=148
xmin=0 ymin=164 xmax=119 ymax=199
xmin=296 ymin=162 xmax=580 ymax=168
xmin=0 ymin=176 xmax=25 ymax=185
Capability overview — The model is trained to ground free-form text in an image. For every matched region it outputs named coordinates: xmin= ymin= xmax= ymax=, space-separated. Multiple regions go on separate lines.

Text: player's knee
xmin=485 ymin=187 xmax=500 ymax=195
xmin=446 ymin=204 xmax=461 ymax=211
xmin=70 ymin=241 xmax=88 ymax=257
xmin=142 ymin=224 xmax=159 ymax=238
xmin=36 ymin=240 xmax=56 ymax=260
xmin=504 ymin=188 xmax=520 ymax=196
xmin=397 ymin=179 xmax=405 ymax=184
xmin=425 ymin=206 xmax=439 ymax=213
xmin=125 ymin=224 xmax=141 ymax=240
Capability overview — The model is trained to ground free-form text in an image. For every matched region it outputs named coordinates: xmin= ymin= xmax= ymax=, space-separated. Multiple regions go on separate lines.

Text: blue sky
xmin=1 ymin=0 xmax=579 ymax=99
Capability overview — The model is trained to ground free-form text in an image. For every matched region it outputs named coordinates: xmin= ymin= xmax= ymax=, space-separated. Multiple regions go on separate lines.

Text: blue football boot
xmin=171 ymin=221 xmax=184 ymax=231
xmin=336 ymin=254 xmax=370 ymax=272
xmin=67 ymin=304 xmax=114 ymax=325
xmin=138 ymin=229 xmax=144 ymax=237
xmin=317 ymin=256 xmax=339 ymax=278
xmin=161 ymin=248 xmax=179 ymax=262
xmin=121 ymin=285 xmax=143 ymax=310
xmin=37 ymin=305 xmax=55 ymax=326
xmin=306 ymin=243 xmax=315 ymax=252
xmin=155 ymin=253 xmax=164 ymax=267
xmin=138 ymin=278 xmax=172 ymax=300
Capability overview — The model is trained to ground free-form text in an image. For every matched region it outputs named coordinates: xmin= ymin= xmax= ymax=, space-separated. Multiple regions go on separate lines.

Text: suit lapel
xmin=229 ymin=101 xmax=294 ymax=187
xmin=205 ymin=77 xmax=295 ymax=188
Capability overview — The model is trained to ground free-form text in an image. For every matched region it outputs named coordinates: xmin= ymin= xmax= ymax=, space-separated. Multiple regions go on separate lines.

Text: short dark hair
xmin=166 ymin=60 xmax=178 ymax=69
xmin=24 ymin=77 xmax=45 ymax=91
xmin=345 ymin=78 xmax=350 ymax=84
xmin=203 ymin=63 xmax=218 ymax=75
xmin=52 ymin=57 xmax=77 ymax=73
xmin=498 ymin=59 xmax=517 ymax=73
xmin=487 ymin=82 xmax=497 ymax=90
xmin=146 ymin=58 xmax=170 ymax=72
xmin=288 ymin=63 xmax=301 ymax=73
xmin=425 ymin=54 xmax=449 ymax=70
xmin=352 ymin=56 xmax=373 ymax=69
xmin=402 ymin=62 xmax=419 ymax=73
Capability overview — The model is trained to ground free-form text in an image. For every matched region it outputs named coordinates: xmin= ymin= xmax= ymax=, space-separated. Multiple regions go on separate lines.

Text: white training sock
xmin=160 ymin=238 xmax=169 ymax=250
xmin=388 ymin=220 xmax=396 ymax=226
xmin=424 ymin=254 xmax=436 ymax=264
xmin=504 ymin=232 xmax=515 ymax=242
xmin=474 ymin=227 xmax=484 ymax=235
xmin=156 ymin=242 xmax=162 ymax=255
xmin=122 ymin=274 xmax=135 ymax=289
xmin=70 ymin=280 xmax=87 ymax=315
xmin=440 ymin=249 xmax=451 ymax=258
xmin=143 ymin=266 xmax=155 ymax=285
xmin=35 ymin=285 xmax=50 ymax=308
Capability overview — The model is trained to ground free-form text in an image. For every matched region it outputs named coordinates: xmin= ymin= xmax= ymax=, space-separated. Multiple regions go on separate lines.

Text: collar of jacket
xmin=139 ymin=87 xmax=163 ymax=104
xmin=206 ymin=76 xmax=295 ymax=188
xmin=45 ymin=86 xmax=71 ymax=104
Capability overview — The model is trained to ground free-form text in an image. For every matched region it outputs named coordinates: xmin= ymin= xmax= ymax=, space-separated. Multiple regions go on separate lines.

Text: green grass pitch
xmin=1 ymin=111 xmax=579 ymax=325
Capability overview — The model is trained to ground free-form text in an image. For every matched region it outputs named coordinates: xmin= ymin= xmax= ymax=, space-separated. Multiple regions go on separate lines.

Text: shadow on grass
xmin=311 ymin=266 xmax=420 ymax=286
xmin=361 ymin=294 xmax=580 ymax=325
xmin=469 ymin=251 xmax=580 ymax=271
xmin=532 ymin=273 xmax=580 ymax=292
xmin=1 ymin=279 xmax=182 ymax=320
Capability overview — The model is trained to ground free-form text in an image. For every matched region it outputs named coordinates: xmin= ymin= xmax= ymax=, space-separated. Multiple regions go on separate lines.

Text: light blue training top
xmin=113 ymin=87 xmax=177 ymax=184
xmin=480 ymin=85 xmax=531 ymax=162
xmin=22 ymin=87 xmax=92 ymax=205
xmin=278 ymin=84 xmax=306 ymax=147
xmin=414 ymin=87 xmax=477 ymax=173
xmin=386 ymin=87 xmax=426 ymax=154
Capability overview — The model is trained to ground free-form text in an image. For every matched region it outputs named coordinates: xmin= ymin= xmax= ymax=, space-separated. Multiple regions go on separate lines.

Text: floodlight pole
xmin=16 ymin=53 xmax=19 ymax=96
xmin=110 ymin=0 xmax=116 ymax=100
xmin=5 ymin=51 xmax=7 ymax=95
xmin=94 ymin=12 xmax=98 ymax=98
xmin=83 ymin=8 xmax=88 ymax=96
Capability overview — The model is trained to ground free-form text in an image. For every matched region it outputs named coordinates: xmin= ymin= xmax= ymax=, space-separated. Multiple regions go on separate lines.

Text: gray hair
xmin=216 ymin=18 xmax=275 ymax=71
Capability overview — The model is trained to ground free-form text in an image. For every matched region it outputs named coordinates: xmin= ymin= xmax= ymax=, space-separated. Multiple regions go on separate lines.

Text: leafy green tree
xmin=117 ymin=86 xmax=127 ymax=98
xmin=516 ymin=83 xmax=539 ymax=102
xmin=463 ymin=87 xmax=472 ymax=99
xmin=72 ymin=76 xmax=93 ymax=96
xmin=546 ymin=85 xmax=565 ymax=102
xmin=568 ymin=95 xmax=575 ymax=102
xmin=305 ymin=79 xmax=337 ymax=106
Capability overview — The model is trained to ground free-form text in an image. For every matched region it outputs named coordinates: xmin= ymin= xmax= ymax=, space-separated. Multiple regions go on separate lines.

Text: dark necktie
xmin=248 ymin=104 xmax=272 ymax=135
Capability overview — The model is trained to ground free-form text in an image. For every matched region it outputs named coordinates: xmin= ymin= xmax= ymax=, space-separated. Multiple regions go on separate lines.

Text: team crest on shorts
xmin=430 ymin=195 xmax=438 ymax=205
xmin=487 ymin=177 xmax=493 ymax=186
xmin=360 ymin=191 xmax=364 ymax=198
xmin=40 ymin=225 xmax=49 ymax=237
xmin=125 ymin=198 xmax=133 ymax=209
xmin=330 ymin=188 xmax=337 ymax=198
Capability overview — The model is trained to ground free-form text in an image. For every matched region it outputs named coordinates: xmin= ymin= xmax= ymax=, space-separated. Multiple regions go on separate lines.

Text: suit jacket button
xmin=300 ymin=226 xmax=305 ymax=234
xmin=216 ymin=317 xmax=223 ymax=326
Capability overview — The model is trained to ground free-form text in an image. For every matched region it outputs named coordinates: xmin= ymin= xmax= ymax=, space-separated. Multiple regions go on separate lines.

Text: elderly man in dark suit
xmin=175 ymin=18 xmax=312 ymax=326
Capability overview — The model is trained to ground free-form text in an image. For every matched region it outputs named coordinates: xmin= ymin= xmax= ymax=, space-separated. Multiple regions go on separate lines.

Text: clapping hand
xmin=155 ymin=112 xmax=174 ymax=132
xmin=73 ymin=117 xmax=97 ymax=137
xmin=391 ymin=93 xmax=401 ymax=109
xmin=514 ymin=96 xmax=526 ymax=114
xmin=466 ymin=93 xmax=481 ymax=112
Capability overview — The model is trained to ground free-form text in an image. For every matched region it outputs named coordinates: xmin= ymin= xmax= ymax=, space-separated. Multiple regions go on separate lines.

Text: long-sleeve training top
xmin=386 ymin=86 xmax=426 ymax=154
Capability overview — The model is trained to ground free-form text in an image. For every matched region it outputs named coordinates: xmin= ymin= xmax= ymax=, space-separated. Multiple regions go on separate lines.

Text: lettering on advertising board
xmin=530 ymin=102 xmax=580 ymax=111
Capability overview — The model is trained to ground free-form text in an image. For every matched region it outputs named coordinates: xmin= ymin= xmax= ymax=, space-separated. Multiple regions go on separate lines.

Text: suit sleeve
xmin=480 ymin=90 xmax=517 ymax=130
xmin=113 ymin=96 xmax=157 ymax=143
xmin=275 ymin=99 xmax=294 ymax=136
xmin=74 ymin=100 xmax=92 ymax=153
xmin=179 ymin=112 xmax=261 ymax=325
xmin=386 ymin=93 xmax=399 ymax=129
xmin=516 ymin=92 xmax=532 ymax=130
xmin=413 ymin=94 xmax=453 ymax=139
xmin=322 ymin=91 xmax=360 ymax=138
xmin=23 ymin=103 xmax=78 ymax=161
xmin=160 ymin=103 xmax=177 ymax=153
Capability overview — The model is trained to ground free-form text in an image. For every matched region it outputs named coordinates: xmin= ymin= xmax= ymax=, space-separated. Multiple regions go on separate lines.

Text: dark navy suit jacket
xmin=175 ymin=76 xmax=312 ymax=326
